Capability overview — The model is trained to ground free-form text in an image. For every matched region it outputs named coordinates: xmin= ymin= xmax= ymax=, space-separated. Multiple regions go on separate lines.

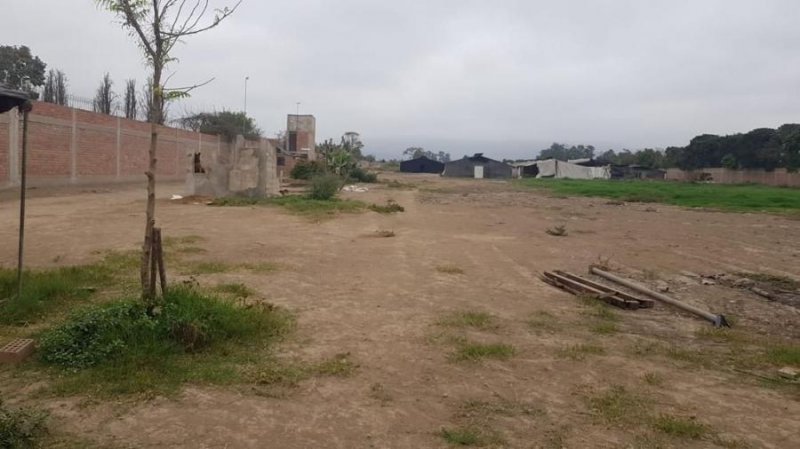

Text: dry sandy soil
xmin=1 ymin=174 xmax=799 ymax=448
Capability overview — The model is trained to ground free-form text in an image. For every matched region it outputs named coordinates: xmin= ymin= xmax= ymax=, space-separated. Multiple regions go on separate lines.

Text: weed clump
xmin=0 ymin=400 xmax=48 ymax=449
xmin=546 ymin=225 xmax=568 ymax=237
xmin=369 ymin=200 xmax=405 ymax=214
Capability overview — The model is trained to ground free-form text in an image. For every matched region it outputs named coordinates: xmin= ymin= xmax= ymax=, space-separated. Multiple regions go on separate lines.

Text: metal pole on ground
xmin=16 ymin=102 xmax=32 ymax=299
xmin=590 ymin=267 xmax=729 ymax=327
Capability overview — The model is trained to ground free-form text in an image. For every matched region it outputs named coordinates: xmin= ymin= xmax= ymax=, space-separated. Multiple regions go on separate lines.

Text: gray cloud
xmin=3 ymin=0 xmax=799 ymax=159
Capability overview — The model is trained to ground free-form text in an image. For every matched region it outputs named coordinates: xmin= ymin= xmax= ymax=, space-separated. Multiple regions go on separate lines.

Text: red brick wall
xmin=27 ymin=119 xmax=71 ymax=177
xmin=1 ymin=101 xmax=220 ymax=188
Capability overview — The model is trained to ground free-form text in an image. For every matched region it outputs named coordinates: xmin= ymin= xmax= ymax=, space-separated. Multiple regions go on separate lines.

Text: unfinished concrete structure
xmin=186 ymin=135 xmax=279 ymax=198
xmin=286 ymin=114 xmax=316 ymax=161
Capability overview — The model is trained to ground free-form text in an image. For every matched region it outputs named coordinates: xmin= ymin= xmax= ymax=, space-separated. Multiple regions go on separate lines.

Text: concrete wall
xmin=0 ymin=101 xmax=220 ymax=189
xmin=666 ymin=168 xmax=800 ymax=187
xmin=187 ymin=135 xmax=279 ymax=198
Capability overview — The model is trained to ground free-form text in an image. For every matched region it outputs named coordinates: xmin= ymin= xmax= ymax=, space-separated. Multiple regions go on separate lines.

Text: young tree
xmin=96 ymin=0 xmax=241 ymax=299
xmin=124 ymin=79 xmax=137 ymax=119
xmin=93 ymin=72 xmax=116 ymax=115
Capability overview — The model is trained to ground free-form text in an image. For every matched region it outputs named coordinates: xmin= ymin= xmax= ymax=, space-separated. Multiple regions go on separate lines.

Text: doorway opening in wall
xmin=288 ymin=131 xmax=298 ymax=152
xmin=193 ymin=153 xmax=206 ymax=174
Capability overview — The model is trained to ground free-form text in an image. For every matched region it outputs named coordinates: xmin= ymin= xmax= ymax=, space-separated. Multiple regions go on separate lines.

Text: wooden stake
xmin=155 ymin=228 xmax=167 ymax=295
xmin=149 ymin=227 xmax=158 ymax=301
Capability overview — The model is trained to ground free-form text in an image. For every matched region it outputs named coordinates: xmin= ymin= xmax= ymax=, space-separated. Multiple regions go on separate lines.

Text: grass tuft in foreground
xmin=210 ymin=195 xmax=365 ymax=219
xmin=37 ymin=286 xmax=293 ymax=396
xmin=652 ymin=414 xmax=709 ymax=439
xmin=439 ymin=311 xmax=498 ymax=331
xmin=450 ymin=342 xmax=515 ymax=362
xmin=0 ymin=400 xmax=48 ymax=449
xmin=0 ymin=252 xmax=138 ymax=326
xmin=440 ymin=426 xmax=505 ymax=447
xmin=520 ymin=179 xmax=800 ymax=214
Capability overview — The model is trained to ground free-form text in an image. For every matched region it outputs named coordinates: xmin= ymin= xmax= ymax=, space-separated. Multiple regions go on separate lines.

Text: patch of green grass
xmin=176 ymin=246 xmax=208 ymax=255
xmin=591 ymin=322 xmax=619 ymax=335
xmin=0 ymin=399 xmax=48 ymax=449
xmin=181 ymin=261 xmax=233 ymax=275
xmin=738 ymin=272 xmax=800 ymax=291
xmin=460 ymin=399 xmax=541 ymax=418
xmin=368 ymin=200 xmax=405 ymax=214
xmin=0 ymin=252 xmax=138 ymax=325
xmin=766 ymin=346 xmax=800 ymax=366
xmin=519 ymin=179 xmax=800 ymax=214
xmin=163 ymin=235 xmax=205 ymax=247
xmin=450 ymin=342 xmax=515 ymax=362
xmin=528 ymin=311 xmax=559 ymax=332
xmin=384 ymin=180 xmax=416 ymax=190
xmin=558 ymin=344 xmax=605 ymax=361
xmin=439 ymin=311 xmax=497 ymax=331
xmin=37 ymin=287 xmax=293 ymax=397
xmin=210 ymin=195 xmax=366 ymax=219
xmin=248 ymin=353 xmax=357 ymax=388
xmin=440 ymin=426 xmax=504 ymax=447
xmin=240 ymin=262 xmax=280 ymax=274
xmin=437 ymin=265 xmax=465 ymax=275
xmin=643 ymin=372 xmax=664 ymax=386
xmin=651 ymin=414 xmax=709 ymax=439
xmin=587 ymin=386 xmax=643 ymax=424
xmin=213 ymin=283 xmax=255 ymax=298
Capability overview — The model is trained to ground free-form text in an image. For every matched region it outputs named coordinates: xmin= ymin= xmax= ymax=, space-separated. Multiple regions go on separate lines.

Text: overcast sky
xmin=3 ymin=1 xmax=800 ymax=159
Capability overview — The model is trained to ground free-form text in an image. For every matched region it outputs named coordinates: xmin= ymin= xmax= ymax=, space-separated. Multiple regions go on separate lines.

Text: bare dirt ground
xmin=1 ymin=174 xmax=799 ymax=448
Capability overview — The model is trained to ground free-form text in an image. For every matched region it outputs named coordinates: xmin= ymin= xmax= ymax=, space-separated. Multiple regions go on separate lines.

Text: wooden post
xmin=155 ymin=228 xmax=167 ymax=295
xmin=149 ymin=227 xmax=158 ymax=301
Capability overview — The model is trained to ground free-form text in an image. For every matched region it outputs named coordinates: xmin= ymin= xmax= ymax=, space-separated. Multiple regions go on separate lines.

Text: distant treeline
xmin=528 ymin=124 xmax=800 ymax=171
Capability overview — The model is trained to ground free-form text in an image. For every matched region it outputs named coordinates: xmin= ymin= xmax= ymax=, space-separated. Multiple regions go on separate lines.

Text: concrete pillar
xmin=261 ymin=138 xmax=279 ymax=196
xmin=8 ymin=108 xmax=20 ymax=185
xmin=70 ymin=108 xmax=77 ymax=183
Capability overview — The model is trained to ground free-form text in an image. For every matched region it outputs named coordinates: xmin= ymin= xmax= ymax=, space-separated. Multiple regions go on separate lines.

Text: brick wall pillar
xmin=115 ymin=117 xmax=122 ymax=179
xmin=69 ymin=108 xmax=77 ymax=183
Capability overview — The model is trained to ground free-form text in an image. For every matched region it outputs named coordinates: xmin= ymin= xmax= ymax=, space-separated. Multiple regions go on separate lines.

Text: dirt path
xmin=1 ymin=175 xmax=799 ymax=448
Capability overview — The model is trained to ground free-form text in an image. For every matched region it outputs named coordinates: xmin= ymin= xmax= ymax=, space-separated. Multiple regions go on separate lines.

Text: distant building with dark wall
xmin=442 ymin=154 xmax=513 ymax=179
xmin=400 ymin=156 xmax=445 ymax=174
xmin=286 ymin=114 xmax=316 ymax=161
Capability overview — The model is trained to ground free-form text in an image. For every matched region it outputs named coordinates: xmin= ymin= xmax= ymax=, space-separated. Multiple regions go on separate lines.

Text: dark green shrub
xmin=348 ymin=167 xmax=378 ymax=183
xmin=309 ymin=174 xmax=341 ymax=200
xmin=0 ymin=400 xmax=47 ymax=449
xmin=290 ymin=160 xmax=326 ymax=180
xmin=368 ymin=200 xmax=404 ymax=214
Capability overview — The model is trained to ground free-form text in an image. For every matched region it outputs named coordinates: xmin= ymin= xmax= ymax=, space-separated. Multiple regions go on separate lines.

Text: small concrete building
xmin=442 ymin=154 xmax=513 ymax=179
xmin=186 ymin=135 xmax=279 ymax=198
xmin=400 ymin=156 xmax=445 ymax=174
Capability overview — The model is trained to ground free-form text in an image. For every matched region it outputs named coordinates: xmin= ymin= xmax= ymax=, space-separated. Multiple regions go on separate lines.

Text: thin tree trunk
xmin=141 ymin=66 xmax=163 ymax=300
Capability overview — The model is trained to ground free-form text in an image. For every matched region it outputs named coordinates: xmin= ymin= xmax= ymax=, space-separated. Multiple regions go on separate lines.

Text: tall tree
xmin=93 ymin=73 xmax=116 ymax=115
xmin=0 ymin=45 xmax=46 ymax=99
xmin=96 ymin=0 xmax=241 ymax=299
xmin=124 ymin=79 xmax=137 ymax=119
